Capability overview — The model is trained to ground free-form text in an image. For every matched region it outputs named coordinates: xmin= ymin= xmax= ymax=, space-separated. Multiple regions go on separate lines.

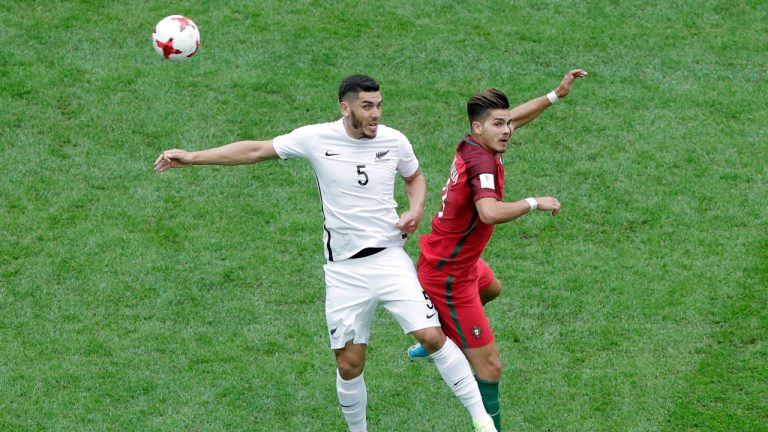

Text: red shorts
xmin=417 ymin=255 xmax=496 ymax=349
xmin=475 ymin=258 xmax=496 ymax=293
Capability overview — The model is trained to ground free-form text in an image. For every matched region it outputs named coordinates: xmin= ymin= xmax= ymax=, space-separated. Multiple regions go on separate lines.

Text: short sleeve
xmin=396 ymin=135 xmax=419 ymax=178
xmin=272 ymin=125 xmax=317 ymax=160
xmin=464 ymin=150 xmax=500 ymax=202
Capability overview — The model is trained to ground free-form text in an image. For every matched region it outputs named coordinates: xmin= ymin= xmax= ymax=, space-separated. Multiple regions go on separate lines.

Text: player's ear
xmin=340 ymin=101 xmax=350 ymax=118
xmin=471 ymin=120 xmax=482 ymax=135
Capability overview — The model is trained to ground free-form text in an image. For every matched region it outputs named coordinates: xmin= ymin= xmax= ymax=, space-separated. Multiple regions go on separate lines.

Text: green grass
xmin=1 ymin=0 xmax=766 ymax=430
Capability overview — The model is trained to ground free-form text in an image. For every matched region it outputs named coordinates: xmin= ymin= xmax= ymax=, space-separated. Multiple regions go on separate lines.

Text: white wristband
xmin=546 ymin=91 xmax=559 ymax=104
xmin=526 ymin=197 xmax=538 ymax=211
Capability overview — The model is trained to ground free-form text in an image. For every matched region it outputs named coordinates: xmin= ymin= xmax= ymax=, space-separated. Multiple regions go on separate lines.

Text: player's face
xmin=472 ymin=109 xmax=514 ymax=154
xmin=341 ymin=91 xmax=382 ymax=139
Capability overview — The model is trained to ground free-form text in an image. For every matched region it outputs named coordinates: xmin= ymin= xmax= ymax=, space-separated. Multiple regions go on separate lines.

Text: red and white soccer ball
xmin=152 ymin=15 xmax=200 ymax=62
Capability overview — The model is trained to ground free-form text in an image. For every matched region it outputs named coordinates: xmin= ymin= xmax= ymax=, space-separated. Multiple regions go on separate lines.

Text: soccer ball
xmin=152 ymin=15 xmax=200 ymax=62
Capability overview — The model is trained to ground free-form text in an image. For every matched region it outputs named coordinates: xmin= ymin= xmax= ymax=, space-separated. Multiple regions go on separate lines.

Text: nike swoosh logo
xmin=325 ymin=151 xmax=340 ymax=156
xmin=330 ymin=327 xmax=338 ymax=335
xmin=426 ymin=313 xmax=436 ymax=319
xmin=340 ymin=402 xmax=359 ymax=408
xmin=453 ymin=376 xmax=468 ymax=387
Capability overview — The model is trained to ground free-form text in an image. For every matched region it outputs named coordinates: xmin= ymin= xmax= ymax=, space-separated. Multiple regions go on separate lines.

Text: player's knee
xmin=335 ymin=350 xmax=365 ymax=379
xmin=481 ymin=279 xmax=502 ymax=305
xmin=336 ymin=357 xmax=364 ymax=380
xmin=488 ymin=356 xmax=503 ymax=380
xmin=412 ymin=326 xmax=446 ymax=352
xmin=476 ymin=357 xmax=503 ymax=382
xmin=471 ymin=345 xmax=503 ymax=381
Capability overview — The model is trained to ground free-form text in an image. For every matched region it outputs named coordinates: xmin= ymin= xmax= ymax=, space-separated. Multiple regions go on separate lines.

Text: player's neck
xmin=469 ymin=134 xmax=498 ymax=156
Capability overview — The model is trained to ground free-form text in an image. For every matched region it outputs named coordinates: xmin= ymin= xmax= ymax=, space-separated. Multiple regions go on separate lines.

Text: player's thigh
xmin=476 ymin=258 xmax=496 ymax=292
xmin=324 ymin=262 xmax=378 ymax=349
xmin=375 ymin=248 xmax=440 ymax=333
xmin=419 ymin=262 xmax=494 ymax=349
xmin=447 ymin=280 xmax=494 ymax=349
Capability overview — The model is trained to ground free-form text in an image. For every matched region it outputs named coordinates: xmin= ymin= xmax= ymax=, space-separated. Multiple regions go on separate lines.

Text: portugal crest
xmin=472 ymin=325 xmax=482 ymax=340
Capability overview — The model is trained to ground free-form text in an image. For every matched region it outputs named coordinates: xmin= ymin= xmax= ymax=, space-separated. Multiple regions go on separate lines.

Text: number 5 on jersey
xmin=357 ymin=164 xmax=369 ymax=186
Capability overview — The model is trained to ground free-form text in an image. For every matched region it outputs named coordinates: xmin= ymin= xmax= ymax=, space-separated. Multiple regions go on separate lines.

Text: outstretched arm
xmin=475 ymin=196 xmax=560 ymax=225
xmin=395 ymin=168 xmax=426 ymax=234
xmin=510 ymin=69 xmax=588 ymax=129
xmin=153 ymin=140 xmax=279 ymax=172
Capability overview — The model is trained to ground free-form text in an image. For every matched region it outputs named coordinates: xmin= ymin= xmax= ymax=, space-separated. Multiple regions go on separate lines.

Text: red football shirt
xmin=419 ymin=135 xmax=505 ymax=276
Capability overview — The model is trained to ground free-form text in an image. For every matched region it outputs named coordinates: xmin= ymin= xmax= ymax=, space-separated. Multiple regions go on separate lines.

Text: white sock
xmin=430 ymin=338 xmax=488 ymax=421
xmin=336 ymin=369 xmax=367 ymax=432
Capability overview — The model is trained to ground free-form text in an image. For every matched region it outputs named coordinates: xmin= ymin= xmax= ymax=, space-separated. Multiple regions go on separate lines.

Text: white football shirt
xmin=272 ymin=119 xmax=419 ymax=261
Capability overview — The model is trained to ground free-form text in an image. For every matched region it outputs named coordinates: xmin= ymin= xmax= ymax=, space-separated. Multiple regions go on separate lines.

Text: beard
xmin=350 ymin=110 xmax=376 ymax=139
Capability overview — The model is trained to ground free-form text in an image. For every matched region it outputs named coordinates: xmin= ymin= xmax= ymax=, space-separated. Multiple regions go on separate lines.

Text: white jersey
xmin=272 ymin=119 xmax=419 ymax=262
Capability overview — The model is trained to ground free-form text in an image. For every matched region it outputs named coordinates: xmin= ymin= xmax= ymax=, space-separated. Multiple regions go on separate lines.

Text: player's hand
xmin=555 ymin=69 xmax=588 ymax=98
xmin=154 ymin=149 xmax=193 ymax=172
xmin=534 ymin=196 xmax=561 ymax=216
xmin=395 ymin=210 xmax=423 ymax=234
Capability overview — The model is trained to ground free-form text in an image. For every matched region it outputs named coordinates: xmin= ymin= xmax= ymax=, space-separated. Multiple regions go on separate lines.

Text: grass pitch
xmin=1 ymin=1 xmax=766 ymax=431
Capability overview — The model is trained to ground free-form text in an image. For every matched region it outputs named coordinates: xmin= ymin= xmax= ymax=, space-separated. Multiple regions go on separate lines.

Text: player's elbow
xmin=477 ymin=208 xmax=500 ymax=225
xmin=247 ymin=150 xmax=268 ymax=163
xmin=478 ymin=214 xmax=499 ymax=225
xmin=246 ymin=141 xmax=278 ymax=163
xmin=476 ymin=199 xmax=502 ymax=225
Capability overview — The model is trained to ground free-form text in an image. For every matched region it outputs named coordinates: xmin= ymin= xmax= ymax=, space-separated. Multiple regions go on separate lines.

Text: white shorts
xmin=323 ymin=247 xmax=440 ymax=349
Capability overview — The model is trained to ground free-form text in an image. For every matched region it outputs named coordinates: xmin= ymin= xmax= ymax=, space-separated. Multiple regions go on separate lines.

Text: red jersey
xmin=419 ymin=135 xmax=504 ymax=276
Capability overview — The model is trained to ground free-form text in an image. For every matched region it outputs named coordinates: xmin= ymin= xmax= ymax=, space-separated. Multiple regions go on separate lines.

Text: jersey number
xmin=437 ymin=183 xmax=449 ymax=217
xmin=357 ymin=165 xmax=369 ymax=186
